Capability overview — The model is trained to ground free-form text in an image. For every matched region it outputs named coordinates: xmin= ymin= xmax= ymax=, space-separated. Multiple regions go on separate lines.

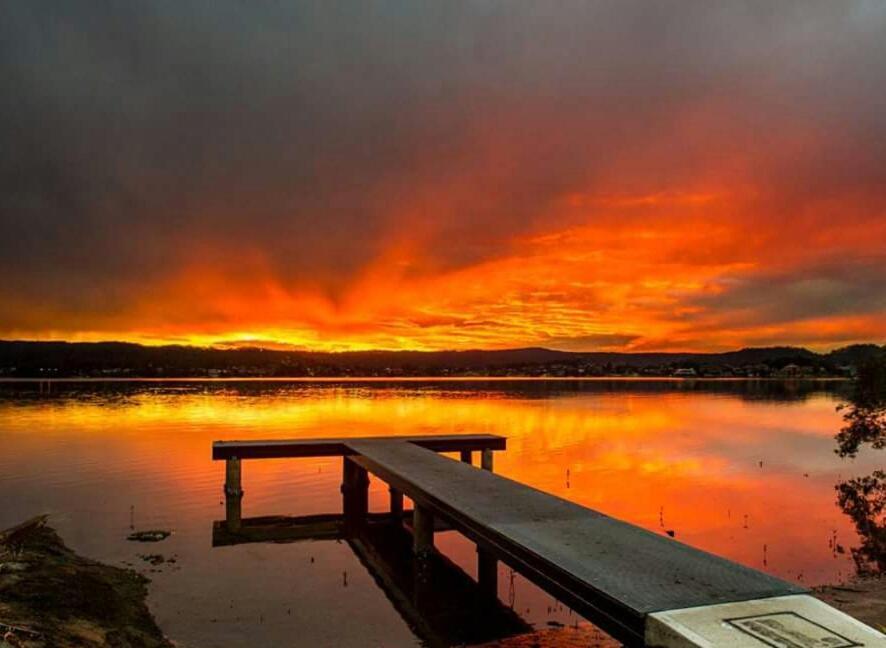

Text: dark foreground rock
xmin=0 ymin=518 xmax=171 ymax=648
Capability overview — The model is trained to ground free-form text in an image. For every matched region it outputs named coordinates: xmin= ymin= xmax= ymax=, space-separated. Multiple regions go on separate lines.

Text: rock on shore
xmin=0 ymin=517 xmax=171 ymax=648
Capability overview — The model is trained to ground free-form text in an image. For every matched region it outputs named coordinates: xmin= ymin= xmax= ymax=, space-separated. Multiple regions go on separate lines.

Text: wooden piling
xmin=390 ymin=486 xmax=404 ymax=522
xmin=460 ymin=449 xmax=472 ymax=465
xmin=224 ymin=457 xmax=243 ymax=532
xmin=478 ymin=547 xmax=498 ymax=601
xmin=413 ymin=504 xmax=434 ymax=556
xmin=342 ymin=457 xmax=369 ymax=531
xmin=481 ymin=448 xmax=494 ymax=472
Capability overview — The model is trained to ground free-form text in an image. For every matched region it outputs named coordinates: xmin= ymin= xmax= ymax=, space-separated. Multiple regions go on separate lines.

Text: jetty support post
xmin=477 ymin=546 xmax=498 ymax=601
xmin=413 ymin=504 xmax=434 ymax=557
xmin=224 ymin=456 xmax=244 ymax=532
xmin=390 ymin=486 xmax=404 ymax=523
xmin=342 ymin=457 xmax=369 ymax=532
xmin=460 ymin=449 xmax=473 ymax=465
xmin=481 ymin=448 xmax=494 ymax=472
xmin=412 ymin=503 xmax=435 ymax=602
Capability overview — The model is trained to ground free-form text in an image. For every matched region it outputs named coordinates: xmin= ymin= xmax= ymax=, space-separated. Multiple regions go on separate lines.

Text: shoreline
xmin=1 ymin=518 xmax=881 ymax=647
xmin=813 ymin=578 xmax=886 ymax=632
xmin=0 ymin=518 xmax=171 ymax=648
xmin=0 ymin=376 xmax=850 ymax=383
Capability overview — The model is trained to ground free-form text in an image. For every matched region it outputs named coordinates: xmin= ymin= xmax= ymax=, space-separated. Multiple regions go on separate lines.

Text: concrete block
xmin=647 ymin=594 xmax=886 ymax=647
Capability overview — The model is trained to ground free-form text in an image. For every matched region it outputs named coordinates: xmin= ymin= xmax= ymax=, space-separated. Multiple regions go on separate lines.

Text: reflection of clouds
xmin=0 ymin=382 xmax=875 ymax=584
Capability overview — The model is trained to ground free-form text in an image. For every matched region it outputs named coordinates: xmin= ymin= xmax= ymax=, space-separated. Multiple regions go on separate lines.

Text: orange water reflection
xmin=0 ymin=380 xmax=876 ymax=646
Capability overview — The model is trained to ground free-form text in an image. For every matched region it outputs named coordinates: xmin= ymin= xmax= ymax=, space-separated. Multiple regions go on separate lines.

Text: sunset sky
xmin=1 ymin=2 xmax=884 ymax=352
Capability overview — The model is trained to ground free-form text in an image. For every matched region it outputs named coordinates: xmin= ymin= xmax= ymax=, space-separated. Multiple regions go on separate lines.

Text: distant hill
xmin=0 ymin=340 xmax=882 ymax=378
xmin=824 ymin=344 xmax=885 ymax=366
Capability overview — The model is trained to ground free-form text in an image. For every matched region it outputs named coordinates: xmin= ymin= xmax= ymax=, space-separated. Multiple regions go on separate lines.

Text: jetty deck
xmin=212 ymin=434 xmax=886 ymax=647
xmin=347 ymin=439 xmax=803 ymax=641
xmin=212 ymin=433 xmax=505 ymax=460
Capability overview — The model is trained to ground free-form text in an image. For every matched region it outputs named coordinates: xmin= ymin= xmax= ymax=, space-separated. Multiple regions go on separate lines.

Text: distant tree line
xmin=0 ymin=341 xmax=882 ymax=378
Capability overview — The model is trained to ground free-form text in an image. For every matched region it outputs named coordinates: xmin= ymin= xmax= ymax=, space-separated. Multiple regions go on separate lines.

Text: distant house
xmin=777 ymin=363 xmax=810 ymax=378
xmin=673 ymin=367 xmax=697 ymax=377
xmin=837 ymin=364 xmax=857 ymax=377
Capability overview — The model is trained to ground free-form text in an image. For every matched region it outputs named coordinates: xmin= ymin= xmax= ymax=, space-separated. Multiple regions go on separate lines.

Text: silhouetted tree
xmin=834 ymin=351 xmax=886 ymax=575
xmin=835 ymin=353 xmax=886 ymax=458
xmin=835 ymin=470 xmax=886 ymax=576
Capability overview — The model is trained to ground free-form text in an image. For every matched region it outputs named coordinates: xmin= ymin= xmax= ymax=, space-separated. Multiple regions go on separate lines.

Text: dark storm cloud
xmin=1 ymin=1 xmax=885 ymax=340
xmin=690 ymin=259 xmax=886 ymax=326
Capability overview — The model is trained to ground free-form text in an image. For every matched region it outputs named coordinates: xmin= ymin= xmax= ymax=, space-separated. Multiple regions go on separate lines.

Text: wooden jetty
xmin=212 ymin=434 xmax=886 ymax=647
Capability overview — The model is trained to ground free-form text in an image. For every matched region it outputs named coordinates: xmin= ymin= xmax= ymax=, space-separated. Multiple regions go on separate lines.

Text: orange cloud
xmin=1 ymin=4 xmax=885 ymax=350
xmin=5 ymin=188 xmax=881 ymax=351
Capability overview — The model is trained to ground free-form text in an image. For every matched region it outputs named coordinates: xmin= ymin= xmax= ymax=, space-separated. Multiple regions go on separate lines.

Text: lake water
xmin=1 ymin=379 xmax=881 ymax=647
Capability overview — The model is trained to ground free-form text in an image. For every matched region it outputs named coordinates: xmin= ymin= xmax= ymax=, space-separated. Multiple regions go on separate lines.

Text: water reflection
xmin=834 ymin=357 xmax=886 ymax=576
xmin=0 ymin=378 xmax=878 ymax=647
xmin=212 ymin=509 xmax=531 ymax=647
xmin=836 ymin=471 xmax=885 ymax=576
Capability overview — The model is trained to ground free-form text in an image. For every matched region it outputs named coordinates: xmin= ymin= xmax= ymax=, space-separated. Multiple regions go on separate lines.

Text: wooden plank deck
xmin=347 ymin=439 xmax=807 ymax=645
xmin=212 ymin=433 xmax=505 ymax=460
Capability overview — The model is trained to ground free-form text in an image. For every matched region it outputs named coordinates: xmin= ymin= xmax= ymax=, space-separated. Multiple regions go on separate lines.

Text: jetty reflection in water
xmin=0 ymin=378 xmax=881 ymax=647
xmin=214 ymin=511 xmax=531 ymax=647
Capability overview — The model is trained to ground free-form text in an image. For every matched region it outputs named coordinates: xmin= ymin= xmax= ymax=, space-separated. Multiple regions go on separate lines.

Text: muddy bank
xmin=0 ymin=517 xmax=171 ymax=648
xmin=814 ymin=577 xmax=886 ymax=633
xmin=474 ymin=624 xmax=620 ymax=647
